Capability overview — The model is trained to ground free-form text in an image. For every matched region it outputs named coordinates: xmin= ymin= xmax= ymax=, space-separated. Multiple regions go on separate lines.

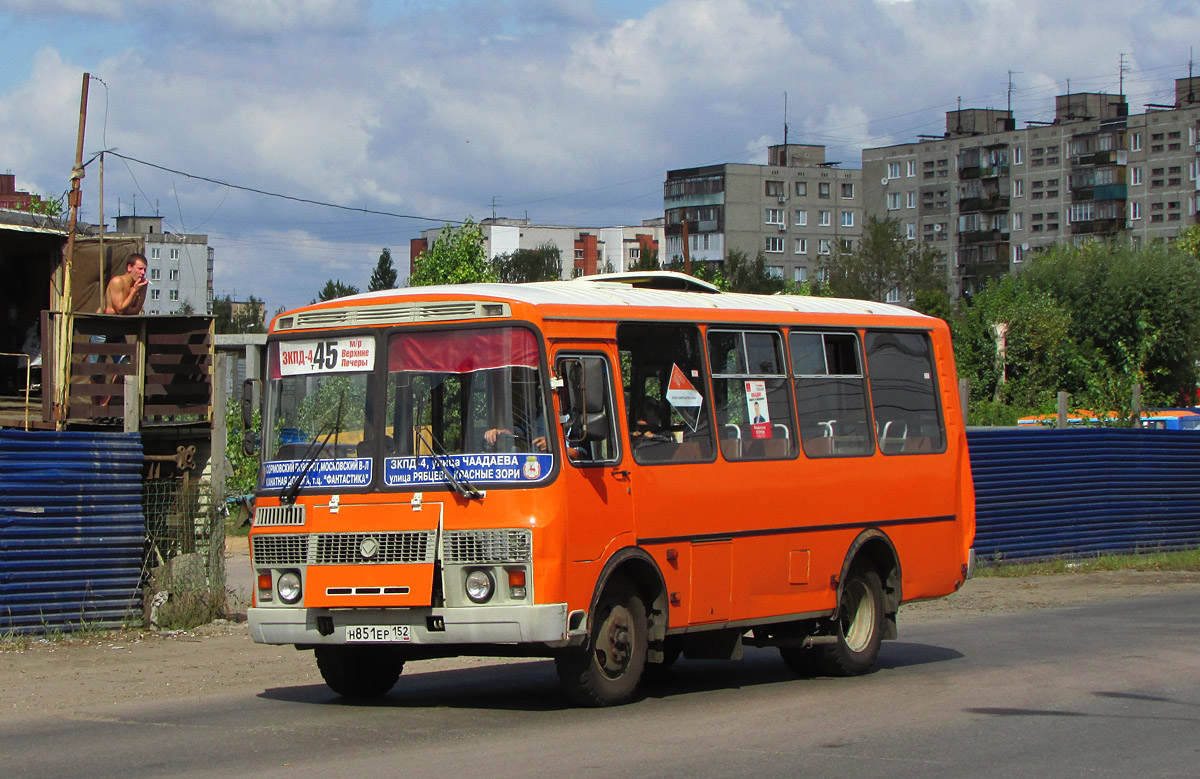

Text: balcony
xmin=41 ymin=312 xmax=214 ymax=429
xmin=1092 ymin=184 xmax=1128 ymax=202
xmin=1069 ymin=218 xmax=1125 ymax=236
xmin=959 ymin=195 xmax=1011 ymax=213
xmin=959 ymin=229 xmax=1010 ymax=246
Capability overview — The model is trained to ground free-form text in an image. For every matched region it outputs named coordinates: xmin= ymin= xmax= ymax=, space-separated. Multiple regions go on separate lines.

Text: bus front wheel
xmin=819 ymin=567 xmax=884 ymax=676
xmin=556 ymin=577 xmax=647 ymax=706
xmin=315 ymin=645 xmax=404 ymax=698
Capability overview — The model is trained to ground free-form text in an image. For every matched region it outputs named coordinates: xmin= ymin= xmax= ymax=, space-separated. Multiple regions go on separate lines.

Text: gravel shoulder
xmin=2 ymin=539 xmax=1198 ymax=720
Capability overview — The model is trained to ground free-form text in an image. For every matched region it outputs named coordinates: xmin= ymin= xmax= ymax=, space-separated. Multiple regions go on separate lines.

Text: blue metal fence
xmin=0 ymin=431 xmax=145 ymax=634
xmin=968 ymin=428 xmax=1200 ymax=561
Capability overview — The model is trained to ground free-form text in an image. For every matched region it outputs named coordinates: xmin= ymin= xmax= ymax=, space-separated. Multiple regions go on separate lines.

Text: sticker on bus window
xmin=745 ymin=380 xmax=772 ymax=439
xmin=262 ymin=458 xmax=373 ymax=490
xmin=383 ymin=453 xmax=553 ymax=488
xmin=277 ymin=337 xmax=375 ymax=376
xmin=666 ymin=363 xmax=703 ymax=432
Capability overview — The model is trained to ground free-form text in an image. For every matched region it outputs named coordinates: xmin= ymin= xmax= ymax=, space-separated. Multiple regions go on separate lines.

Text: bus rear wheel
xmin=315 ymin=646 xmax=404 ymax=698
xmin=556 ymin=577 xmax=647 ymax=706
xmin=818 ymin=567 xmax=884 ymax=676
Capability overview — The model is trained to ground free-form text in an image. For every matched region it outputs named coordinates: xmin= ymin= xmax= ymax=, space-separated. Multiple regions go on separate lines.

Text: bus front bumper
xmin=248 ymin=603 xmax=574 ymax=648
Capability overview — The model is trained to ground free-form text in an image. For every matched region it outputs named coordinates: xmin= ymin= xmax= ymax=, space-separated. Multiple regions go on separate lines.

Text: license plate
xmin=344 ymin=625 xmax=411 ymax=642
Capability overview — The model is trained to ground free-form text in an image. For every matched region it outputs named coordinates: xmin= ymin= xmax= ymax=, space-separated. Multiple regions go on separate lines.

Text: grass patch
xmin=977 ymin=547 xmax=1200 ymax=577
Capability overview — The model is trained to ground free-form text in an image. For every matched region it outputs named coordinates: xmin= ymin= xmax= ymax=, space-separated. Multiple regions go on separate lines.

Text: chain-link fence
xmin=141 ymin=476 xmax=227 ymax=629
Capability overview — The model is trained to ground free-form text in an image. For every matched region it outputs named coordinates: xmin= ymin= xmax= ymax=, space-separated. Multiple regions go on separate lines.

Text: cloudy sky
xmin=1 ymin=0 xmax=1197 ymax=313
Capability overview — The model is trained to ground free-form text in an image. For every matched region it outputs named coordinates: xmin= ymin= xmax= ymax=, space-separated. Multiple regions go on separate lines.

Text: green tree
xmin=722 ymin=248 xmax=786 ymax=294
xmin=1174 ymin=224 xmax=1200 ymax=262
xmin=952 ymin=275 xmax=1077 ymax=414
xmin=368 ymin=247 xmax=398 ymax=292
xmin=212 ymin=295 xmax=267 ymax=334
xmin=820 ymin=216 xmax=947 ymax=304
xmin=224 ymin=399 xmax=260 ymax=498
xmin=1019 ymin=240 xmax=1200 ymax=404
xmin=409 ymin=218 xmax=495 ymax=286
xmin=629 ymin=244 xmax=660 ymax=271
xmin=493 ymin=242 xmax=562 ymax=282
xmin=952 ymin=237 xmax=1200 ymax=423
xmin=313 ymin=279 xmax=360 ymax=303
xmin=23 ymin=194 xmax=63 ymax=217
xmin=690 ymin=260 xmax=725 ymax=289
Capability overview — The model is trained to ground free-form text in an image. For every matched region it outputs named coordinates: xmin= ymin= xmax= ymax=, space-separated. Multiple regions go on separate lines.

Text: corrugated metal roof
xmin=298 ymin=280 xmax=928 ymax=320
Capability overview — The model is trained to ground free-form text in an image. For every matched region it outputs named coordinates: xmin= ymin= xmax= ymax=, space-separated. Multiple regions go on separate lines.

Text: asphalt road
xmin=3 ymin=592 xmax=1198 ymax=779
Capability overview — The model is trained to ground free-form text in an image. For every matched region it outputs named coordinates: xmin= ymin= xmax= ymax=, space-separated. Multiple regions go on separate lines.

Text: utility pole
xmin=782 ymin=91 xmax=789 ymax=151
xmin=1007 ymin=70 xmax=1021 ymax=114
xmin=57 ymin=72 xmax=90 ymax=426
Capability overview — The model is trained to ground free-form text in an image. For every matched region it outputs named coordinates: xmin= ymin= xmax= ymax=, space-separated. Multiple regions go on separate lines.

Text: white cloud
xmin=4 ymin=0 xmax=1199 ymax=315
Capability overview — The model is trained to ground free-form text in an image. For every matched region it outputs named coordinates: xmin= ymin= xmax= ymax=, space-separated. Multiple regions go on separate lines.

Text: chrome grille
xmin=252 ymin=531 xmax=436 ymax=566
xmin=251 ymin=534 xmax=310 ymax=566
xmin=315 ymin=532 xmax=435 ymax=564
xmin=253 ymin=505 xmax=306 ymax=527
xmin=443 ymin=529 xmax=532 ymax=564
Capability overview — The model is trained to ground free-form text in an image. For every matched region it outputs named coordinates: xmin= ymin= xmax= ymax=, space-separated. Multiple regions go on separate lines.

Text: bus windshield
xmin=262 ymin=335 xmax=377 ymax=493
xmin=382 ymin=326 xmax=553 ymax=489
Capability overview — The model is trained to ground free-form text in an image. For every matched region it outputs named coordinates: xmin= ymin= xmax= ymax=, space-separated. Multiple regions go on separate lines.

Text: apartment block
xmin=863 ymin=76 xmax=1200 ymax=298
xmin=412 ymin=217 xmax=663 ymax=280
xmin=113 ymin=215 xmax=214 ymax=315
xmin=664 ymin=144 xmax=863 ymax=285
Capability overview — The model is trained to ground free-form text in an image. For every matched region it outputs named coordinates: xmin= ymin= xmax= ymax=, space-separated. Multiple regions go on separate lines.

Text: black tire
xmin=818 ymin=567 xmax=884 ymax=677
xmin=556 ymin=577 xmax=647 ymax=706
xmin=315 ymin=645 xmax=404 ymax=698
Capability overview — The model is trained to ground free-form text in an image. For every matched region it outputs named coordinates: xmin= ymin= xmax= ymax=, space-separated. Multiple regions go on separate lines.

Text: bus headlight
xmin=277 ymin=570 xmax=303 ymax=604
xmin=465 ymin=569 xmax=495 ymax=604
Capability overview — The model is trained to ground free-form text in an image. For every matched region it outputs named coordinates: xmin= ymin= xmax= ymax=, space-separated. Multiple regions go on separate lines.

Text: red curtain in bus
xmin=388 ymin=327 xmax=539 ymax=373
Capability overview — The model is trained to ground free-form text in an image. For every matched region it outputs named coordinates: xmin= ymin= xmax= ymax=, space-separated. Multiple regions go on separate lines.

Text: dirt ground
xmin=2 ymin=539 xmax=1198 ymax=719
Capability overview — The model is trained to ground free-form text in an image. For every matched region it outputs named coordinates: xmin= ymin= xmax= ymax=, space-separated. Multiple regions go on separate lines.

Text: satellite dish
xmin=880 ymin=178 xmax=889 ymax=186
xmin=1021 ymin=243 xmax=1030 ymax=251
xmin=933 ymin=224 xmax=943 ymax=232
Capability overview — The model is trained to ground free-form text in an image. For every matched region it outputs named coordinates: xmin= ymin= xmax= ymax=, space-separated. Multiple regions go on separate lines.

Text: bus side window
xmin=617 ymin=323 xmax=714 ymax=464
xmin=556 ymin=354 xmax=619 ymax=464
xmin=864 ymin=330 xmax=946 ymax=455
xmin=708 ymin=329 xmax=795 ymax=460
xmin=789 ymin=331 xmax=873 ymax=458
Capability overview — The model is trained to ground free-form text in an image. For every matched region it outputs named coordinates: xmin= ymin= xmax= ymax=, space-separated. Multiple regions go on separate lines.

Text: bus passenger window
xmin=617 ymin=323 xmax=714 ymax=464
xmin=555 ymin=354 xmax=619 ymax=464
xmin=708 ymin=329 xmax=795 ymax=460
xmin=864 ymin=331 xmax=946 ymax=455
xmin=789 ymin=331 xmax=873 ymax=458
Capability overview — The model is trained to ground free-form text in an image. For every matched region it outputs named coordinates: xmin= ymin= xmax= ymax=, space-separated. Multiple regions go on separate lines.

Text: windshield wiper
xmin=416 ymin=426 xmax=484 ymax=501
xmin=280 ymin=392 xmax=346 ymax=505
xmin=280 ymin=423 xmax=334 ymax=505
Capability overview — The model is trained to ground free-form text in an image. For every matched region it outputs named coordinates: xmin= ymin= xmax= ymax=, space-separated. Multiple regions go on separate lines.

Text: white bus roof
xmin=276 ymin=279 xmax=932 ymax=332
xmin=324 ymin=281 xmax=921 ymax=316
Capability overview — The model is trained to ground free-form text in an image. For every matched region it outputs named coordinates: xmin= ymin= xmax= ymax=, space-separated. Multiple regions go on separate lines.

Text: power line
xmin=104 ymin=151 xmax=463 ymax=225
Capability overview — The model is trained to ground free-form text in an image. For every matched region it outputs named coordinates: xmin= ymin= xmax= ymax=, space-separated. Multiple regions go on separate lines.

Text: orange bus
xmin=245 ymin=273 xmax=975 ymax=706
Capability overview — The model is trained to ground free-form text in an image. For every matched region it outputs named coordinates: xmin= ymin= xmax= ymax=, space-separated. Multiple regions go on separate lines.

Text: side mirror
xmin=241 ymin=378 xmax=261 ymax=457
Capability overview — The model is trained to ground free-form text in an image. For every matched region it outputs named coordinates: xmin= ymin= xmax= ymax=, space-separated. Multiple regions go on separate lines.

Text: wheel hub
xmin=595 ymin=605 xmax=633 ymax=675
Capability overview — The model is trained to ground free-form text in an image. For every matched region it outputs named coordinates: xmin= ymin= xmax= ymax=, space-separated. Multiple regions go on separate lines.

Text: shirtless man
xmin=93 ymin=253 xmax=148 ymax=408
xmin=105 ymin=253 xmax=149 ymax=314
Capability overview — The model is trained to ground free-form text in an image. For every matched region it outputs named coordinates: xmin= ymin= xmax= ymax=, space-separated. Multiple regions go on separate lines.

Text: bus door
xmin=552 ymin=348 xmax=634 ymax=565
